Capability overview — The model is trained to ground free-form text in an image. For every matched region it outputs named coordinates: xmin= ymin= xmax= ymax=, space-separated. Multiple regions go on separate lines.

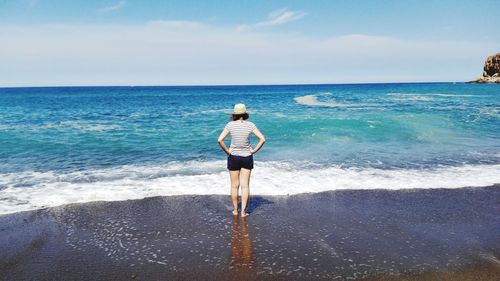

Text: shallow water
xmin=0 ymin=83 xmax=499 ymax=214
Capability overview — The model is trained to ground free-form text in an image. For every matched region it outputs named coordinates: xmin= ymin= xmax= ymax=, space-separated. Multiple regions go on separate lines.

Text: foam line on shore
xmin=0 ymin=161 xmax=499 ymax=215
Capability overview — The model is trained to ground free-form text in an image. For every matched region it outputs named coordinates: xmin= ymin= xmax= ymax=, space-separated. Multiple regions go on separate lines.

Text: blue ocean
xmin=0 ymin=83 xmax=499 ymax=214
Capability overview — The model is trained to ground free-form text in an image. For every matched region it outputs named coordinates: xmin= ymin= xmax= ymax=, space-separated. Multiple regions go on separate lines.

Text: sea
xmin=0 ymin=83 xmax=499 ymax=215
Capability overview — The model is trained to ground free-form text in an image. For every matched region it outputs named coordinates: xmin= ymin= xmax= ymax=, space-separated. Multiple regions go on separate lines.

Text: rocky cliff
xmin=471 ymin=53 xmax=500 ymax=83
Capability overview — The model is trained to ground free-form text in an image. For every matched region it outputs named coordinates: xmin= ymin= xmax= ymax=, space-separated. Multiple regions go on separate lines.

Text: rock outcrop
xmin=471 ymin=53 xmax=500 ymax=83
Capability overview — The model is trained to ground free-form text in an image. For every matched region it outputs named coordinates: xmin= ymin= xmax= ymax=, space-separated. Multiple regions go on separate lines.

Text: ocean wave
xmin=0 ymin=161 xmax=499 ymax=215
xmin=386 ymin=93 xmax=479 ymax=102
xmin=387 ymin=93 xmax=477 ymax=97
xmin=182 ymin=108 xmax=232 ymax=117
xmin=478 ymin=107 xmax=500 ymax=118
xmin=0 ymin=121 xmax=122 ymax=132
xmin=389 ymin=96 xmax=434 ymax=101
xmin=38 ymin=121 xmax=122 ymax=132
xmin=273 ymin=112 xmax=288 ymax=118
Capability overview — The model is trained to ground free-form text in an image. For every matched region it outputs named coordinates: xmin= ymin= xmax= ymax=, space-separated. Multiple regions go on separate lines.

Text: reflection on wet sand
xmin=230 ymin=216 xmax=256 ymax=278
xmin=3 ymin=189 xmax=499 ymax=280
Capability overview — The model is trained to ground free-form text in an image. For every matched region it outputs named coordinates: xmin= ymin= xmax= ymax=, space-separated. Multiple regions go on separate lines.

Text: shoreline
xmin=2 ymin=184 xmax=500 ymax=218
xmin=2 ymin=163 xmax=500 ymax=216
xmin=1 ymin=185 xmax=499 ymax=280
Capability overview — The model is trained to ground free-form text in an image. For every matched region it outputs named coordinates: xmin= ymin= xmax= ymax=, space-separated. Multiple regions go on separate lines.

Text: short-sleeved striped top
xmin=224 ymin=120 xmax=256 ymax=157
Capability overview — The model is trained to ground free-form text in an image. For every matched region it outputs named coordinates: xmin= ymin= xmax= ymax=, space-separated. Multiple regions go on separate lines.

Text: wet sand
xmin=1 ymin=186 xmax=499 ymax=280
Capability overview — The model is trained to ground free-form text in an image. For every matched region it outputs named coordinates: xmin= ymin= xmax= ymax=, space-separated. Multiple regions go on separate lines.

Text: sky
xmin=0 ymin=0 xmax=499 ymax=87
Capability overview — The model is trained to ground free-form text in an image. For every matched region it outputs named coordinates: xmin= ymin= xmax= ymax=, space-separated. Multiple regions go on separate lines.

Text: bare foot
xmin=241 ymin=212 xmax=249 ymax=218
xmin=232 ymin=210 xmax=238 ymax=216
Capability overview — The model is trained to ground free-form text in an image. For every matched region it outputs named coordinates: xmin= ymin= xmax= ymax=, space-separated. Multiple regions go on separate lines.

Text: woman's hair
xmin=231 ymin=113 xmax=249 ymax=121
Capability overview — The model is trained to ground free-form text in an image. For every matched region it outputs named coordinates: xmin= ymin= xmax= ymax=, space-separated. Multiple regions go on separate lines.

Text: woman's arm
xmin=217 ymin=128 xmax=231 ymax=155
xmin=250 ymin=127 xmax=266 ymax=154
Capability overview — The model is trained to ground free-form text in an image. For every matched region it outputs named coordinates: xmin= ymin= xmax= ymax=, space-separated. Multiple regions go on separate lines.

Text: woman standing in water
xmin=218 ymin=104 xmax=266 ymax=217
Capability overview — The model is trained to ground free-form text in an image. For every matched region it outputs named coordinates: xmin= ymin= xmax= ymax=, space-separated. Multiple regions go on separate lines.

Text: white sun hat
xmin=233 ymin=103 xmax=247 ymax=114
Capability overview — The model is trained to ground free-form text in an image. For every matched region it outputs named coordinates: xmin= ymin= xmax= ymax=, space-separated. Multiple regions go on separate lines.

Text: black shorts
xmin=227 ymin=154 xmax=254 ymax=170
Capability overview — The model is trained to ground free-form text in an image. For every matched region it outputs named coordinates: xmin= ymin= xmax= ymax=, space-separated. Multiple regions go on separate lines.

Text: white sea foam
xmin=0 ymin=161 xmax=499 ymax=215
xmin=294 ymin=93 xmax=374 ymax=107
xmin=389 ymin=95 xmax=434 ymax=101
xmin=294 ymin=92 xmax=350 ymax=107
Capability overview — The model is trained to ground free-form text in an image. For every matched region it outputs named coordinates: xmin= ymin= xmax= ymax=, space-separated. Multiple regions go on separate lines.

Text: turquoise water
xmin=0 ymin=83 xmax=499 ymax=214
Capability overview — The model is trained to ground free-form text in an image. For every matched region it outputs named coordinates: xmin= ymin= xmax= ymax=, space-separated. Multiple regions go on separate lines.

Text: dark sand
xmin=1 ymin=186 xmax=499 ymax=280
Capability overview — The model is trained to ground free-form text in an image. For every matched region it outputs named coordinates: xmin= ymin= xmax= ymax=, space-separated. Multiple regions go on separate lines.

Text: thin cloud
xmin=237 ymin=8 xmax=307 ymax=31
xmin=148 ymin=20 xmax=209 ymax=30
xmin=97 ymin=1 xmax=126 ymax=13
xmin=0 ymin=23 xmax=496 ymax=86
xmin=26 ymin=0 xmax=38 ymax=9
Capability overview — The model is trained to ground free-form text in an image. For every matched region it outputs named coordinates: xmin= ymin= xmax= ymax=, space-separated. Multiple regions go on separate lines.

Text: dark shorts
xmin=227 ymin=154 xmax=254 ymax=170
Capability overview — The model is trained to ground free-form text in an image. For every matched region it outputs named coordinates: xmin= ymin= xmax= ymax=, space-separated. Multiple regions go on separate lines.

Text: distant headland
xmin=470 ymin=53 xmax=500 ymax=83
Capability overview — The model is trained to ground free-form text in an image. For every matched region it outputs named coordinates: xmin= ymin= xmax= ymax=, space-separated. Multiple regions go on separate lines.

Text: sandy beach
xmin=1 ymin=185 xmax=499 ymax=280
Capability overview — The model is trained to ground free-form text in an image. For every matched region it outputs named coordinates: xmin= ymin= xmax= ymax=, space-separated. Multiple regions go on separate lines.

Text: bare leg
xmin=240 ymin=168 xmax=251 ymax=217
xmin=229 ymin=170 xmax=240 ymax=215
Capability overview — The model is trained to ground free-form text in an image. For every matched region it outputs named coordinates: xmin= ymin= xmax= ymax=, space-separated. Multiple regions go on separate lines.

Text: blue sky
xmin=0 ymin=0 xmax=499 ymax=86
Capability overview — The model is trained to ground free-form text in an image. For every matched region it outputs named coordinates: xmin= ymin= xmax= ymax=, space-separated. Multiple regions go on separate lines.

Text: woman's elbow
xmin=261 ymin=137 xmax=266 ymax=143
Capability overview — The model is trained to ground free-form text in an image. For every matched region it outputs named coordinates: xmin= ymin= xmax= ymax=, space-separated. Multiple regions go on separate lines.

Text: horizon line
xmin=0 ymin=81 xmax=472 ymax=89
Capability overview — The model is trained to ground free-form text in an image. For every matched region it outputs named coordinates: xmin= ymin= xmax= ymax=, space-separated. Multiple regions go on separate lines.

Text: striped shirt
xmin=224 ymin=120 xmax=256 ymax=157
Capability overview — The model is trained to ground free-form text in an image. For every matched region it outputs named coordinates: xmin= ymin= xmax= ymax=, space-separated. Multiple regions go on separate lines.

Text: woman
xmin=217 ymin=103 xmax=266 ymax=217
